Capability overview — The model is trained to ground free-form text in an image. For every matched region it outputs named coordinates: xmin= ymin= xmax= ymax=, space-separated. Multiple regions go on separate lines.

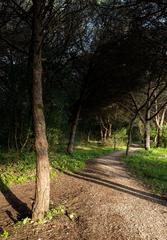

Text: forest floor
xmin=0 ymin=148 xmax=167 ymax=240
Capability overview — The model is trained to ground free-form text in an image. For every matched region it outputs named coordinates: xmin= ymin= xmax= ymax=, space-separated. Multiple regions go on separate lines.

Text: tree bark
xmin=126 ymin=116 xmax=136 ymax=156
xmin=99 ymin=116 xmax=108 ymax=143
xmin=87 ymin=130 xmax=91 ymax=142
xmin=32 ymin=0 xmax=50 ymax=221
xmin=144 ymin=120 xmax=150 ymax=150
xmin=100 ymin=127 xmax=103 ymax=142
xmin=103 ymin=128 xmax=107 ymax=142
xmin=107 ymin=123 xmax=112 ymax=138
xmin=67 ymin=103 xmax=81 ymax=154
xmin=144 ymin=87 xmax=151 ymax=150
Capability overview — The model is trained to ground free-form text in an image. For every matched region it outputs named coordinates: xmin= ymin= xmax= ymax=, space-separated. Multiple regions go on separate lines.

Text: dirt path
xmin=0 ymin=149 xmax=167 ymax=239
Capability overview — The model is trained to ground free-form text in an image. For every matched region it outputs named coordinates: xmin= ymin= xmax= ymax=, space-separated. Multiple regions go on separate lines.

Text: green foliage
xmin=114 ymin=128 xmax=127 ymax=140
xmin=151 ymin=127 xmax=157 ymax=140
xmin=14 ymin=205 xmax=66 ymax=226
xmin=0 ymin=230 xmax=9 ymax=239
xmin=50 ymin=151 xmax=85 ymax=172
xmin=123 ymin=148 xmax=167 ymax=194
xmin=0 ymin=151 xmax=35 ymax=187
xmin=150 ymin=127 xmax=157 ymax=146
xmin=0 ymin=144 xmax=113 ymax=186
xmin=15 ymin=217 xmax=31 ymax=227
xmin=151 ymin=124 xmax=167 ymax=147
xmin=47 ymin=128 xmax=65 ymax=150
xmin=46 ymin=205 xmax=66 ymax=220
xmin=50 ymin=144 xmax=113 ymax=172
xmin=162 ymin=124 xmax=167 ymax=147
xmin=108 ymin=128 xmax=127 ymax=148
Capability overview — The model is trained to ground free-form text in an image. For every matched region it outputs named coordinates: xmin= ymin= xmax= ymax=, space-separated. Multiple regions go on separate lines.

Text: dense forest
xmin=0 ymin=0 xmax=167 ymax=236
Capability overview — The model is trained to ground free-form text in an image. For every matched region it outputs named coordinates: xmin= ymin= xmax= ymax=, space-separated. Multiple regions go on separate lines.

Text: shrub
xmin=109 ymin=128 xmax=127 ymax=148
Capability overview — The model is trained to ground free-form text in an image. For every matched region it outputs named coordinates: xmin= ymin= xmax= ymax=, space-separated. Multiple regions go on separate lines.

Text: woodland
xmin=0 ymin=0 xmax=167 ymax=239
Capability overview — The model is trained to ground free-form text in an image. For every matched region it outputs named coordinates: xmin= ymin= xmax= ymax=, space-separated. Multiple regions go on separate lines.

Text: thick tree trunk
xmin=144 ymin=120 xmax=150 ymax=150
xmin=32 ymin=0 xmax=50 ymax=221
xmin=67 ymin=104 xmax=81 ymax=154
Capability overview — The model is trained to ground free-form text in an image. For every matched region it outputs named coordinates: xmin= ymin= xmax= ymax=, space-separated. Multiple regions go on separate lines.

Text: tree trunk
xmin=32 ymin=0 xmax=50 ymax=221
xmin=113 ymin=134 xmax=116 ymax=150
xmin=144 ymin=93 xmax=151 ymax=150
xmin=100 ymin=127 xmax=103 ymax=142
xmin=144 ymin=120 xmax=150 ymax=150
xmin=87 ymin=131 xmax=91 ymax=142
xmin=107 ymin=123 xmax=112 ymax=138
xmin=126 ymin=118 xmax=134 ymax=156
xmin=67 ymin=104 xmax=81 ymax=154
xmin=103 ymin=128 xmax=107 ymax=142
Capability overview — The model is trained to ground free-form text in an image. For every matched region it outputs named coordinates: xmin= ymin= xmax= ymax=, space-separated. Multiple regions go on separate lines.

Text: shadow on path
xmin=0 ymin=178 xmax=31 ymax=222
xmin=64 ymin=171 xmax=167 ymax=207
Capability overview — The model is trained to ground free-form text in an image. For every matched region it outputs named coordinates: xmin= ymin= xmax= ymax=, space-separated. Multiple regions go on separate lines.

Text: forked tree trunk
xmin=100 ymin=128 xmax=107 ymax=143
xmin=67 ymin=104 xmax=81 ymax=154
xmin=32 ymin=0 xmax=50 ymax=221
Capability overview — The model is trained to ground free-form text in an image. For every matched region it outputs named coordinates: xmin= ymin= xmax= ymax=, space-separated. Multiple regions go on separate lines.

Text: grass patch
xmin=0 ymin=151 xmax=35 ymax=187
xmin=123 ymin=148 xmax=167 ymax=195
xmin=50 ymin=144 xmax=113 ymax=172
xmin=0 ymin=144 xmax=113 ymax=187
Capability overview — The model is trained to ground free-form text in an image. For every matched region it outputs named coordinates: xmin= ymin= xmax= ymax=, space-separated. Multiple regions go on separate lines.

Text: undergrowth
xmin=0 ymin=151 xmax=35 ymax=187
xmin=0 ymin=144 xmax=113 ymax=187
xmin=123 ymin=148 xmax=167 ymax=195
xmin=50 ymin=144 xmax=113 ymax=172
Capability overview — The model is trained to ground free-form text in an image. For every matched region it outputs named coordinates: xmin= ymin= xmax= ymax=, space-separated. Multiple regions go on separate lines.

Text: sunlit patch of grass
xmin=0 ymin=144 xmax=113 ymax=186
xmin=50 ymin=144 xmax=113 ymax=172
xmin=0 ymin=151 xmax=36 ymax=187
xmin=123 ymin=148 xmax=167 ymax=195
xmin=76 ymin=146 xmax=93 ymax=150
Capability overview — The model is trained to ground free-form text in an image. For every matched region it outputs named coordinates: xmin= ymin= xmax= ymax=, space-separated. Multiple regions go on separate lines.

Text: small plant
xmin=50 ymin=168 xmax=57 ymax=179
xmin=46 ymin=204 xmax=66 ymax=220
xmin=15 ymin=217 xmax=31 ymax=226
xmin=36 ymin=219 xmax=45 ymax=225
xmin=0 ymin=230 xmax=9 ymax=239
